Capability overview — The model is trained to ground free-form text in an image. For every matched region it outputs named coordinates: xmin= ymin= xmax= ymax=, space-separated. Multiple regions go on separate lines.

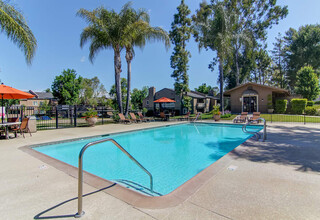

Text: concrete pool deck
xmin=0 ymin=121 xmax=319 ymax=219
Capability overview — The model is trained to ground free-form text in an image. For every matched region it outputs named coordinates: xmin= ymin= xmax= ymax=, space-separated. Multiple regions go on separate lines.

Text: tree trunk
xmin=219 ymin=61 xmax=224 ymax=115
xmin=114 ymin=46 xmax=123 ymax=113
xmin=125 ymin=48 xmax=133 ymax=116
xmin=235 ymin=46 xmax=240 ymax=86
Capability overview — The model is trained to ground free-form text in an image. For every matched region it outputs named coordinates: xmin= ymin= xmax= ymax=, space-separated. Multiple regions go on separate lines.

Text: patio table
xmin=0 ymin=122 xmax=21 ymax=139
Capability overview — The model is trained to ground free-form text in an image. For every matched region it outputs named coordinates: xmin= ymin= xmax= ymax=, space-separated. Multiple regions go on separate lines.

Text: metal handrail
xmin=193 ymin=112 xmax=202 ymax=122
xmin=242 ymin=117 xmax=267 ymax=141
xmin=75 ymin=138 xmax=153 ymax=218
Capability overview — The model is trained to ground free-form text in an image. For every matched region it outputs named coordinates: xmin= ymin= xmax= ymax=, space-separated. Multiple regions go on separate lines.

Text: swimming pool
xmin=33 ymin=123 xmax=262 ymax=196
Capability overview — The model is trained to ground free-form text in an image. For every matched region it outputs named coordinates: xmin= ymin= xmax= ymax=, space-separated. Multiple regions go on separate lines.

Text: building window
xmin=33 ymin=101 xmax=38 ymax=106
xmin=146 ymin=100 xmax=149 ymax=106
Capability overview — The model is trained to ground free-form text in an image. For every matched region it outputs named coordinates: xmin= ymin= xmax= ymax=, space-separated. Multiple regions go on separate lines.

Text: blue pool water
xmin=34 ymin=123 xmax=261 ymax=195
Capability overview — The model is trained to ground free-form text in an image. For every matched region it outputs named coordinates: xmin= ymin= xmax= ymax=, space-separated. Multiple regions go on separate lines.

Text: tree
xmin=285 ymin=25 xmax=320 ymax=89
xmin=44 ymin=88 xmax=51 ymax=93
xmin=79 ymin=76 xmax=107 ymax=106
xmin=170 ymin=0 xmax=192 ymax=113
xmin=194 ymin=83 xmax=218 ymax=96
xmin=251 ymin=47 xmax=272 ymax=85
xmin=51 ymin=69 xmax=83 ymax=105
xmin=131 ymin=87 xmax=148 ymax=110
xmin=0 ymin=1 xmax=37 ymax=64
xmin=193 ymin=0 xmax=235 ymax=114
xmin=122 ymin=3 xmax=169 ymax=116
xmin=271 ymin=33 xmax=288 ymax=89
xmin=78 ymin=4 xmax=134 ymax=113
xmin=295 ymin=66 xmax=320 ymax=101
xmin=109 ymin=78 xmax=127 ymax=110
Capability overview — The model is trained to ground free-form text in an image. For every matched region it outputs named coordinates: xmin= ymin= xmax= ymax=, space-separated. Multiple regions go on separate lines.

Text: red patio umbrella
xmin=153 ymin=97 xmax=176 ymax=103
xmin=0 ymin=83 xmax=35 ymax=123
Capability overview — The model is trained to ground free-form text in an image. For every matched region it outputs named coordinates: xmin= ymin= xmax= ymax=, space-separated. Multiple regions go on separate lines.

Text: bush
xmin=305 ymin=106 xmax=317 ymax=115
xmin=307 ymin=101 xmax=314 ymax=106
xmin=291 ymin=98 xmax=307 ymax=114
xmin=275 ymin=99 xmax=287 ymax=114
xmin=221 ymin=113 xmax=232 ymax=118
xmin=315 ymin=101 xmax=320 ymax=105
xmin=112 ymin=111 xmax=119 ymax=121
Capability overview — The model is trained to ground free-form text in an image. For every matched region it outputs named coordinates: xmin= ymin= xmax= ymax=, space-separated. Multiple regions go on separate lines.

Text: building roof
xmin=224 ymin=82 xmax=289 ymax=95
xmin=23 ymin=90 xmax=55 ymax=100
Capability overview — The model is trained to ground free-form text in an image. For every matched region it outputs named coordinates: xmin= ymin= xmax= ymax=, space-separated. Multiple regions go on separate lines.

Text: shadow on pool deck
xmin=230 ymin=125 xmax=320 ymax=173
xmin=34 ymin=184 xmax=116 ymax=219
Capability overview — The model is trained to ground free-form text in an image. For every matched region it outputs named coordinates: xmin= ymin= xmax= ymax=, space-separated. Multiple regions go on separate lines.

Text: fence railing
xmin=4 ymin=105 xmax=115 ymax=130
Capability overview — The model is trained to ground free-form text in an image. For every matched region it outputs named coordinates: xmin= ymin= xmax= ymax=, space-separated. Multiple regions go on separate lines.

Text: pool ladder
xmin=242 ymin=117 xmax=267 ymax=142
xmin=75 ymin=138 xmax=153 ymax=218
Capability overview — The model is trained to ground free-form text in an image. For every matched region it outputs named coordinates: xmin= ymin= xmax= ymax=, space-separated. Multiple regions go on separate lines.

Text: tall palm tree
xmin=193 ymin=1 xmax=234 ymax=114
xmin=122 ymin=4 xmax=170 ymax=116
xmin=0 ymin=1 xmax=37 ymax=64
xmin=77 ymin=4 xmax=132 ymax=113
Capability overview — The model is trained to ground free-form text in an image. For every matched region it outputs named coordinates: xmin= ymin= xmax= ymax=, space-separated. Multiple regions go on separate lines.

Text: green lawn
xmin=261 ymin=114 xmax=320 ymax=123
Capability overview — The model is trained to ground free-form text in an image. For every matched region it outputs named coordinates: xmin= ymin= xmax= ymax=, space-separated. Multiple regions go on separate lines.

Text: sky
xmin=1 ymin=0 xmax=320 ymax=93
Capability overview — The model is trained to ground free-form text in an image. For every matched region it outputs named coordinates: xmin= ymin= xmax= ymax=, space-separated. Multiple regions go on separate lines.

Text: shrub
xmin=305 ymin=106 xmax=317 ymax=115
xmin=267 ymin=94 xmax=273 ymax=109
xmin=291 ymin=98 xmax=307 ymax=114
xmin=315 ymin=101 xmax=320 ymax=105
xmin=221 ymin=113 xmax=232 ymax=118
xmin=112 ymin=111 xmax=119 ymax=121
xmin=275 ymin=99 xmax=287 ymax=114
xmin=83 ymin=108 xmax=98 ymax=119
xmin=307 ymin=101 xmax=314 ymax=106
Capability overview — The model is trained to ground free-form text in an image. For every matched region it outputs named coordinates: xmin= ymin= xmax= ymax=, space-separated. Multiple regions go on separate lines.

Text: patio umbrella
xmin=0 ymin=83 xmax=34 ymax=123
xmin=154 ymin=97 xmax=176 ymax=112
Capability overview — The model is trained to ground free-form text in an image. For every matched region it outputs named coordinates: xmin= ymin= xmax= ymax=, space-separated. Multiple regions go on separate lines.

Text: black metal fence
xmin=4 ymin=105 xmax=114 ymax=130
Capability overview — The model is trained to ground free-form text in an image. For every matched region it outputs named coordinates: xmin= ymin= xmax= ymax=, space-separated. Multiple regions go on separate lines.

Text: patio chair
xmin=233 ymin=112 xmax=248 ymax=123
xmin=118 ymin=113 xmax=131 ymax=124
xmin=8 ymin=117 xmax=19 ymax=131
xmin=129 ymin=113 xmax=142 ymax=123
xmin=11 ymin=118 xmax=31 ymax=138
xmin=137 ymin=112 xmax=154 ymax=122
xmin=160 ymin=112 xmax=167 ymax=121
xmin=181 ymin=112 xmax=191 ymax=121
xmin=249 ymin=112 xmax=261 ymax=123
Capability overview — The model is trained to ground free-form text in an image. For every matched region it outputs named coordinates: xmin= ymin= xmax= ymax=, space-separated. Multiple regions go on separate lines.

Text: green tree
xmin=285 ymin=25 xmax=320 ymax=89
xmin=251 ymin=47 xmax=272 ymax=85
xmin=51 ymin=69 xmax=83 ymax=105
xmin=110 ymin=78 xmax=127 ymax=110
xmin=295 ymin=66 xmax=320 ymax=100
xmin=79 ymin=76 xmax=107 ymax=106
xmin=271 ymin=33 xmax=288 ymax=89
xmin=131 ymin=87 xmax=148 ymax=110
xmin=170 ymin=0 xmax=192 ymax=113
xmin=78 ymin=4 xmax=135 ymax=113
xmin=0 ymin=1 xmax=37 ymax=64
xmin=193 ymin=0 xmax=235 ymax=113
xmin=44 ymin=88 xmax=51 ymax=93
xmin=194 ymin=83 xmax=218 ymax=96
xmin=123 ymin=3 xmax=169 ymax=116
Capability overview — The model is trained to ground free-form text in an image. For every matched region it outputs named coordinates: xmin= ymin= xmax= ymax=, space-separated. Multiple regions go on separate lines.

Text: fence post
xmin=74 ymin=105 xmax=77 ymax=127
xmin=270 ymin=113 xmax=272 ymax=123
xmin=304 ymin=114 xmax=306 ymax=125
xmin=102 ymin=106 xmax=104 ymax=125
xmin=56 ymin=106 xmax=59 ymax=129
xmin=20 ymin=106 xmax=24 ymax=121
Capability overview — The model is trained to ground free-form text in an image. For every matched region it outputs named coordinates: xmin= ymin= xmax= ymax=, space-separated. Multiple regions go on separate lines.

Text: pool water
xmin=34 ymin=123 xmax=262 ymax=195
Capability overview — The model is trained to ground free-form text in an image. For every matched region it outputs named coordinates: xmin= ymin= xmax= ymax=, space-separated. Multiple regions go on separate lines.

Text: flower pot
xmin=268 ymin=109 xmax=274 ymax=114
xmin=213 ymin=114 xmax=221 ymax=121
xmin=86 ymin=117 xmax=98 ymax=127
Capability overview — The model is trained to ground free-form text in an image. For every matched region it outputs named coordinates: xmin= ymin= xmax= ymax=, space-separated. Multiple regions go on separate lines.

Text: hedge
xmin=275 ymin=99 xmax=287 ymax=114
xmin=291 ymin=98 xmax=307 ymax=114
xmin=307 ymin=101 xmax=314 ymax=106
xmin=305 ymin=106 xmax=317 ymax=115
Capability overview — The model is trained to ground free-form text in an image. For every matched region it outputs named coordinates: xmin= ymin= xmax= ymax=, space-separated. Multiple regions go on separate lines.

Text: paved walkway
xmin=0 ymin=121 xmax=319 ymax=219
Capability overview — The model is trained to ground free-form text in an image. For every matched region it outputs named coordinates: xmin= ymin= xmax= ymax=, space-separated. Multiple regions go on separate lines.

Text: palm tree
xmin=77 ymin=4 xmax=131 ymax=113
xmin=122 ymin=4 xmax=170 ymax=116
xmin=193 ymin=1 xmax=234 ymax=114
xmin=0 ymin=1 xmax=37 ymax=64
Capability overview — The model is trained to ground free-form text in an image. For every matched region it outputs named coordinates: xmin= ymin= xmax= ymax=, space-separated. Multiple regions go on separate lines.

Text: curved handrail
xmin=193 ymin=112 xmax=202 ymax=122
xmin=75 ymin=138 xmax=153 ymax=218
xmin=242 ymin=117 xmax=267 ymax=141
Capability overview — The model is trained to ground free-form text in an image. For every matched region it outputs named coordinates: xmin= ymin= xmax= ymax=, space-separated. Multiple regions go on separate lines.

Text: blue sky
xmin=1 ymin=0 xmax=320 ymax=93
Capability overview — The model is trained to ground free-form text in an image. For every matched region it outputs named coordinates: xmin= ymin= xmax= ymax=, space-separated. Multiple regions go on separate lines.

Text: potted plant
xmin=212 ymin=105 xmax=221 ymax=121
xmin=267 ymin=94 xmax=274 ymax=113
xmin=83 ymin=108 xmax=98 ymax=126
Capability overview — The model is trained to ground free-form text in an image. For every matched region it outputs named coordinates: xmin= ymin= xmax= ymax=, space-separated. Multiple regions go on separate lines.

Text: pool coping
xmin=20 ymin=122 xmax=260 ymax=209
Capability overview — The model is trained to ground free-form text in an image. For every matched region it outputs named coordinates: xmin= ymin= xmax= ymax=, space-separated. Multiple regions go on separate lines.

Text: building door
xmin=243 ymin=96 xmax=257 ymax=113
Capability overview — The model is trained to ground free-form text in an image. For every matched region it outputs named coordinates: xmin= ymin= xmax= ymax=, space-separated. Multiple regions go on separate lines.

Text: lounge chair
xmin=11 ymin=118 xmax=31 ymax=138
xmin=249 ymin=112 xmax=261 ymax=123
xmin=118 ymin=113 xmax=131 ymax=124
xmin=233 ymin=112 xmax=248 ymax=123
xmin=181 ymin=112 xmax=191 ymax=121
xmin=160 ymin=112 xmax=167 ymax=121
xmin=137 ymin=112 xmax=154 ymax=122
xmin=129 ymin=113 xmax=142 ymax=123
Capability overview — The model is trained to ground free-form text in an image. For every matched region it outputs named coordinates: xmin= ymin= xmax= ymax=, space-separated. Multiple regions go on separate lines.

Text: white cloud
xmin=80 ymin=56 xmax=86 ymax=63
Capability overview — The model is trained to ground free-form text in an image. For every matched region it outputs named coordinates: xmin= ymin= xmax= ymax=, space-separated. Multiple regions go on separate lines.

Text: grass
xmin=261 ymin=114 xmax=320 ymax=123
xmin=314 ymin=104 xmax=320 ymax=109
